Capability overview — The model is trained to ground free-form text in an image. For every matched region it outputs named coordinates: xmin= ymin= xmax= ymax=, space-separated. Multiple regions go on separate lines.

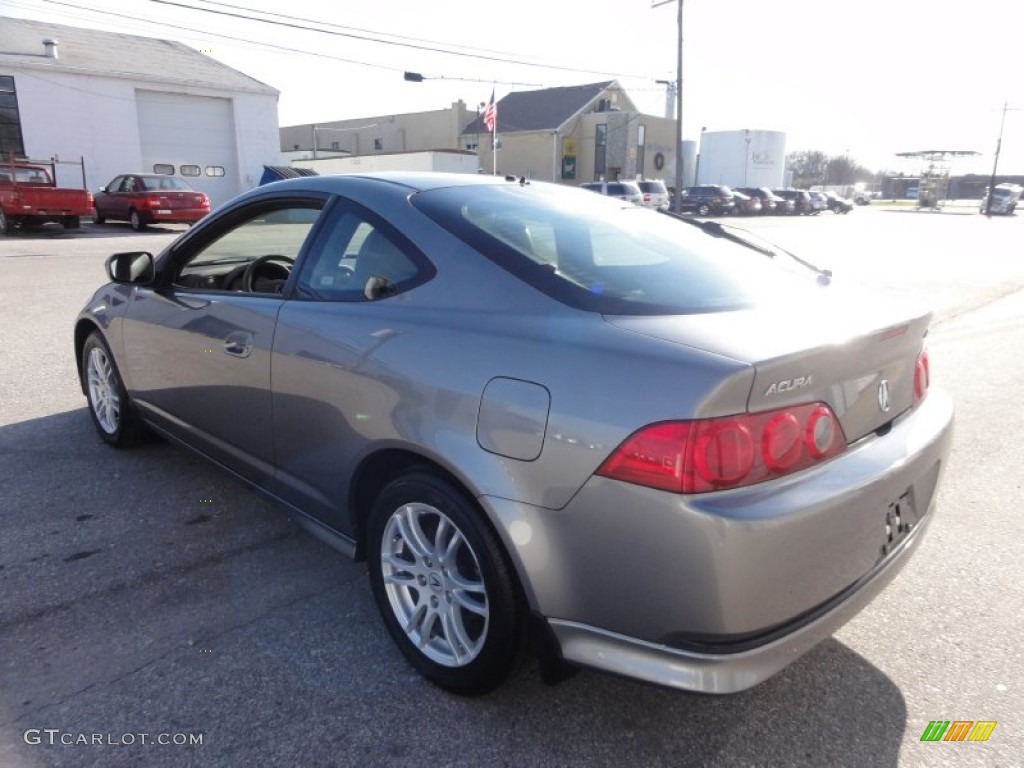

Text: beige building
xmin=464 ymin=81 xmax=680 ymax=187
xmin=279 ymin=82 xmax=681 ymax=187
xmin=280 ymin=101 xmax=477 ymax=159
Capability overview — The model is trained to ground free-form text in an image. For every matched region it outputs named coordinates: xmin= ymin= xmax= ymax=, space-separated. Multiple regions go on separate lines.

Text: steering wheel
xmin=242 ymin=255 xmax=294 ymax=293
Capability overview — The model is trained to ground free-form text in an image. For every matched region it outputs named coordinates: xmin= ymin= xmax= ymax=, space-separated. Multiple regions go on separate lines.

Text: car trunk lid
xmin=604 ymin=294 xmax=931 ymax=443
xmin=153 ymin=191 xmax=204 ymax=209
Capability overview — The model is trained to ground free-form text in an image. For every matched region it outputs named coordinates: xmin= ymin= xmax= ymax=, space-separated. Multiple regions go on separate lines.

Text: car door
xmin=119 ymin=196 xmax=329 ymax=483
xmin=269 ymin=201 xmax=435 ymax=536
xmin=96 ymin=175 xmax=124 ymax=218
xmin=107 ymin=175 xmax=138 ymax=220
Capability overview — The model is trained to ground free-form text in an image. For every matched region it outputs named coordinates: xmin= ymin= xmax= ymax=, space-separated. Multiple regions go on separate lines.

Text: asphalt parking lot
xmin=1 ymin=208 xmax=1022 ymax=767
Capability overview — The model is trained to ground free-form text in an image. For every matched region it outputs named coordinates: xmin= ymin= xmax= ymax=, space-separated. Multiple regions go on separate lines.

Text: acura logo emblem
xmin=878 ymin=379 xmax=891 ymax=412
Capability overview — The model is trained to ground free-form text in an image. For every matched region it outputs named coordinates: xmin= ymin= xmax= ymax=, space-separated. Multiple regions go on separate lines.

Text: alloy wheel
xmin=379 ymin=502 xmax=489 ymax=667
xmin=87 ymin=346 xmax=120 ymax=434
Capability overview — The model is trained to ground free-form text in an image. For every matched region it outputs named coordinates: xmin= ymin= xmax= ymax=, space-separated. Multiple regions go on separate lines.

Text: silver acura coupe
xmin=75 ymin=172 xmax=953 ymax=695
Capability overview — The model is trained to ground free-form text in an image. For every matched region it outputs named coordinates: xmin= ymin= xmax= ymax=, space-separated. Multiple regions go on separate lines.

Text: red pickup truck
xmin=0 ymin=159 xmax=94 ymax=234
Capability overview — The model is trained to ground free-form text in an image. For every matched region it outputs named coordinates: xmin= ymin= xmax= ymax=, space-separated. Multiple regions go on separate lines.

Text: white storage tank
xmin=695 ymin=130 xmax=786 ymax=188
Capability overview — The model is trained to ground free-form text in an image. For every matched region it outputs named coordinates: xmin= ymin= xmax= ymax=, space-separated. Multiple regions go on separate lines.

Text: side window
xmin=296 ymin=208 xmax=431 ymax=301
xmin=175 ymin=202 xmax=324 ymax=294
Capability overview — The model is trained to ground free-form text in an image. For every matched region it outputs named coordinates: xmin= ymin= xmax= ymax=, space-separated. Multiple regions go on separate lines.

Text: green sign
xmin=561 ymin=155 xmax=576 ymax=180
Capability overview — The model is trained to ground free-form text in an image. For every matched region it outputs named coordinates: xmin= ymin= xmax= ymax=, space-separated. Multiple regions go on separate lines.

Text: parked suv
xmin=581 ymin=180 xmax=643 ymax=205
xmin=636 ymin=179 xmax=670 ymax=210
xmin=808 ymin=191 xmax=829 ymax=213
xmin=773 ymin=188 xmax=815 ymax=215
xmin=679 ymin=185 xmax=736 ymax=216
xmin=735 ymin=186 xmax=785 ymax=215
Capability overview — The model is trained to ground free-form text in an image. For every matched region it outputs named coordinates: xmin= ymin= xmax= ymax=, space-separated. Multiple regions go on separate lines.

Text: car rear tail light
xmin=144 ymin=195 xmax=163 ymax=209
xmin=913 ymin=349 xmax=930 ymax=404
xmin=596 ymin=403 xmax=846 ymax=494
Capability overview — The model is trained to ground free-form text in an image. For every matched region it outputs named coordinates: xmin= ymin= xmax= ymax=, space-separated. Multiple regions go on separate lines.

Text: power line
xmin=189 ymin=0 xmax=565 ymax=63
xmin=14 ymin=0 xmax=670 ymax=107
xmin=28 ymin=0 xmax=417 ymax=75
xmin=147 ymin=0 xmax=656 ymax=79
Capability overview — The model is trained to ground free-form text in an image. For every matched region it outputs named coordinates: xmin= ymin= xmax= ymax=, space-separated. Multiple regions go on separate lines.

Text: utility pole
xmin=653 ymin=0 xmax=684 ymax=213
xmin=985 ymin=102 xmax=1008 ymax=217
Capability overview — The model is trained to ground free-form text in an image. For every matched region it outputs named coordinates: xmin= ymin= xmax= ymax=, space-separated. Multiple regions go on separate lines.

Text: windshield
xmin=412 ymin=183 xmax=815 ymax=316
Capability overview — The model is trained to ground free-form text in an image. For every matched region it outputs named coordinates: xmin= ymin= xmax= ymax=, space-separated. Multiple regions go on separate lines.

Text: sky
xmin=3 ymin=0 xmax=1023 ymax=175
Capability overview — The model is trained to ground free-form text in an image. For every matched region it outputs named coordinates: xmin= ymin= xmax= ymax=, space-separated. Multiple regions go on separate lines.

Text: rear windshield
xmin=412 ymin=183 xmax=813 ymax=316
xmin=140 ymin=177 xmax=193 ymax=191
xmin=0 ymin=166 xmax=52 ymax=183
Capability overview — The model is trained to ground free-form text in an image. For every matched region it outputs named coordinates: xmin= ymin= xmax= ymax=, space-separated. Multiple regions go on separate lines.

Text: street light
xmin=653 ymin=0 xmax=684 ymax=213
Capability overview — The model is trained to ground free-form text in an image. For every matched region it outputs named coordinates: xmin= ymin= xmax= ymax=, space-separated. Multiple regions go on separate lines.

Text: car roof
xmin=265 ymin=171 xmax=520 ymax=196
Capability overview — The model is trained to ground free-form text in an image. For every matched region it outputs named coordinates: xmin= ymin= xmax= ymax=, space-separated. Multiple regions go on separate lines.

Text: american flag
xmin=483 ymin=89 xmax=497 ymax=133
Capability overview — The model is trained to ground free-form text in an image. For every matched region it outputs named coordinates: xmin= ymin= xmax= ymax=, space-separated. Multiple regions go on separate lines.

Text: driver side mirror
xmin=106 ymin=251 xmax=155 ymax=285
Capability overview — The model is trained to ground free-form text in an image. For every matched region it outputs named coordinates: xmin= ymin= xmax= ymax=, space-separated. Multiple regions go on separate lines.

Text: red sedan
xmin=93 ymin=174 xmax=210 ymax=231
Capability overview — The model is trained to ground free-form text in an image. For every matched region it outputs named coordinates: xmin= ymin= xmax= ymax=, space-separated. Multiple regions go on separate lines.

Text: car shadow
xmin=86 ymin=221 xmax=191 ymax=235
xmin=0 ymin=408 xmax=908 ymax=767
xmin=1 ymin=222 xmax=188 ymax=239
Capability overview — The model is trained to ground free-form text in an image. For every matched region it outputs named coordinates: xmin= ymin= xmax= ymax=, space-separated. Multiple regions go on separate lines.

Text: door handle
xmin=222 ymin=331 xmax=253 ymax=358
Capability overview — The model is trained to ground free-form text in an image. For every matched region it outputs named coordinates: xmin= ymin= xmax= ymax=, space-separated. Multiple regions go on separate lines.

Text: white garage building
xmin=0 ymin=17 xmax=282 ymax=207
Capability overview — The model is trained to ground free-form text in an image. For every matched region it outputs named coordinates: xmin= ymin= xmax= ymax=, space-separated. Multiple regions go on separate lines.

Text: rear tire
xmin=81 ymin=331 xmax=145 ymax=447
xmin=129 ymin=209 xmax=146 ymax=232
xmin=367 ymin=471 xmax=524 ymax=695
xmin=93 ymin=213 xmax=106 ymax=225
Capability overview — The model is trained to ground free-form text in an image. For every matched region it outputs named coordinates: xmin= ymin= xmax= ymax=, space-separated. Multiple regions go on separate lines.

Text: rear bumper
xmin=549 ymin=511 xmax=930 ymax=693
xmin=144 ymin=208 xmax=208 ymax=224
xmin=482 ymin=388 xmax=953 ymax=692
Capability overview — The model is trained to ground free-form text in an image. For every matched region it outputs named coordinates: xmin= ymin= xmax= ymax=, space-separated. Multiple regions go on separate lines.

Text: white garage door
xmin=136 ymin=90 xmax=238 ymax=208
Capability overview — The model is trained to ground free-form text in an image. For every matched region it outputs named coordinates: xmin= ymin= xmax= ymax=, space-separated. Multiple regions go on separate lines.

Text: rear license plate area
xmin=882 ymin=490 xmax=918 ymax=556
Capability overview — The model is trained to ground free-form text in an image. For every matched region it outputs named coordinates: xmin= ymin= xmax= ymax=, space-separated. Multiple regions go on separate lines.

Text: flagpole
xmin=483 ymin=86 xmax=497 ymax=175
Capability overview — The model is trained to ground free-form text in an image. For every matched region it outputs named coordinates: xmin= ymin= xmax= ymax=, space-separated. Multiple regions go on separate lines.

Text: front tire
xmin=367 ymin=471 xmax=524 ymax=695
xmin=697 ymin=203 xmax=710 ymax=216
xmin=82 ymin=331 xmax=145 ymax=447
xmin=0 ymin=209 xmax=15 ymax=234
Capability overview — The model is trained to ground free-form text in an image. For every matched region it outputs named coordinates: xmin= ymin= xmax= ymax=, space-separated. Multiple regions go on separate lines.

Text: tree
xmin=786 ymin=150 xmax=871 ymax=188
xmin=785 ymin=150 xmax=828 ymax=188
